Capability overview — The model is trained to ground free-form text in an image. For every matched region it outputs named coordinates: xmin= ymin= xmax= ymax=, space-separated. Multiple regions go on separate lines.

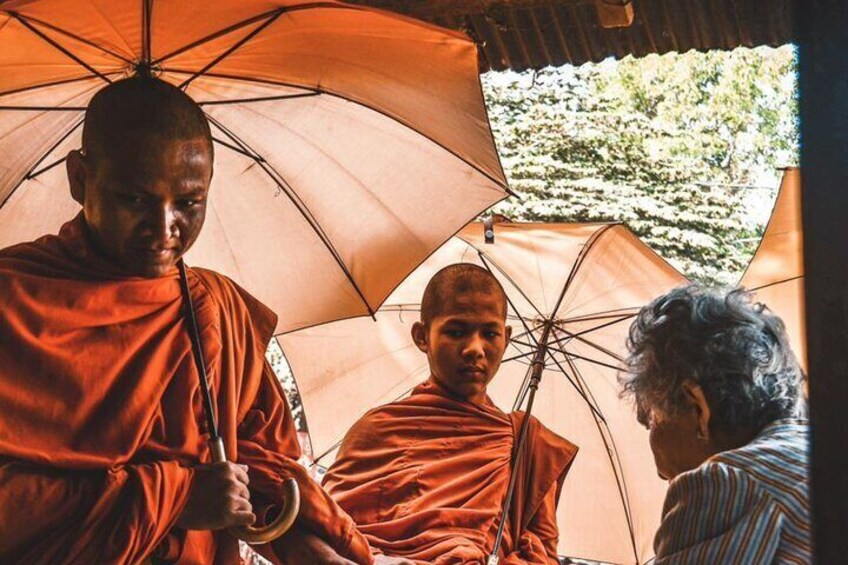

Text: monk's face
xmin=413 ymin=290 xmax=512 ymax=404
xmin=68 ymin=133 xmax=212 ymax=278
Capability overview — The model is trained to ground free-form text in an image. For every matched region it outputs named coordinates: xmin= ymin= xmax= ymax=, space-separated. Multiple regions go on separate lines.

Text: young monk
xmin=323 ymin=264 xmax=579 ymax=565
xmin=0 ymin=77 xmax=370 ymax=564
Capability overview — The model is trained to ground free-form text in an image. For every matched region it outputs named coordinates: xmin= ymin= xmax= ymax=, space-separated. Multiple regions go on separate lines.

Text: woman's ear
xmin=411 ymin=321 xmax=428 ymax=353
xmin=682 ymin=380 xmax=711 ymax=441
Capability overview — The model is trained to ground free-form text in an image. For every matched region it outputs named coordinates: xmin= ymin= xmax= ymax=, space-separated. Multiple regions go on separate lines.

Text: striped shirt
xmin=654 ymin=419 xmax=810 ymax=564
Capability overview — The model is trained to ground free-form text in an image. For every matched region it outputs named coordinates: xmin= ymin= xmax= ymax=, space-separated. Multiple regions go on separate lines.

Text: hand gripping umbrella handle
xmin=209 ymin=437 xmax=301 ymax=545
xmin=178 ymin=261 xmax=300 ymax=545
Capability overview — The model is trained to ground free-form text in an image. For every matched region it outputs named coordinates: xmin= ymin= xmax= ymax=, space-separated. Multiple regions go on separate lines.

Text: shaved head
xmin=420 ymin=263 xmax=508 ymax=324
xmin=68 ymin=76 xmax=214 ymax=278
xmin=82 ymin=76 xmax=212 ymax=160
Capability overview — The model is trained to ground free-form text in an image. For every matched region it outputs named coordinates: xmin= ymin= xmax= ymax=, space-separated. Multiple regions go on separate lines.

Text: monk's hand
xmin=176 ymin=461 xmax=256 ymax=530
xmin=373 ymin=556 xmax=420 ymax=565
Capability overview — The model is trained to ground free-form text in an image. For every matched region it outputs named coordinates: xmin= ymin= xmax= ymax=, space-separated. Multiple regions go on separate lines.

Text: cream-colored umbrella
xmin=740 ymin=168 xmax=805 ymax=372
xmin=0 ymin=0 xmax=508 ymax=333
xmin=279 ymin=221 xmax=688 ymax=564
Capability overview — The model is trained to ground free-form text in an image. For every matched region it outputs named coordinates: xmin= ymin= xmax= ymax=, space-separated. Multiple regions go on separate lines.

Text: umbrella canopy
xmin=0 ymin=0 xmax=508 ymax=333
xmin=740 ymin=168 xmax=805 ymax=371
xmin=279 ymin=221 xmax=688 ymax=564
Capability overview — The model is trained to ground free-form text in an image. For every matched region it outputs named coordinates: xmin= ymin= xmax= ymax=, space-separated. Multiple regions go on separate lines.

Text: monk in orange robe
xmin=0 ymin=77 xmax=370 ymax=564
xmin=323 ymin=264 xmax=578 ymax=565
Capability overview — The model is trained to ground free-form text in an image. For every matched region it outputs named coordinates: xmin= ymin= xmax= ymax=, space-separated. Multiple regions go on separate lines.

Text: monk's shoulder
xmin=516 ymin=412 xmax=579 ymax=461
xmin=349 ymin=402 xmax=396 ymax=432
xmin=190 ymin=267 xmax=239 ymax=301
xmin=190 ymin=267 xmax=277 ymax=339
xmin=0 ymin=235 xmax=57 ymax=267
xmin=341 ymin=400 xmax=408 ymax=445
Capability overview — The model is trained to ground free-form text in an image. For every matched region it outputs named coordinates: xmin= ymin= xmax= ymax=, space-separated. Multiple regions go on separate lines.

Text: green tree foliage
xmin=266 ymin=338 xmax=306 ymax=431
xmin=483 ymin=46 xmax=798 ymax=284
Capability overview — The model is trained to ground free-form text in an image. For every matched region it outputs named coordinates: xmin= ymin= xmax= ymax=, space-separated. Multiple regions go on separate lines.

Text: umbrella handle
xmin=209 ymin=437 xmax=301 ymax=545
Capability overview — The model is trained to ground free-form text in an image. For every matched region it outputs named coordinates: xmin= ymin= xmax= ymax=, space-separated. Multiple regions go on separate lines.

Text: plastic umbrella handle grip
xmin=209 ymin=437 xmax=301 ymax=545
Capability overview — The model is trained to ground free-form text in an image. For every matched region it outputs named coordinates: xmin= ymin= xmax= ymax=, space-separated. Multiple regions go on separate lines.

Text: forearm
xmin=237 ymin=363 xmax=372 ymax=564
xmin=501 ymin=480 xmax=560 ymax=564
xmin=0 ymin=458 xmax=193 ymax=564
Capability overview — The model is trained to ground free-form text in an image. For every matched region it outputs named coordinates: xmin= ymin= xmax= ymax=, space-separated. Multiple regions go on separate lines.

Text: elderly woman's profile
xmin=621 ymin=285 xmax=810 ymax=564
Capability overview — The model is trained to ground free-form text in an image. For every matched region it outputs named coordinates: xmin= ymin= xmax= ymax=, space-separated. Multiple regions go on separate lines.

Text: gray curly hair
xmin=621 ymin=285 xmax=804 ymax=434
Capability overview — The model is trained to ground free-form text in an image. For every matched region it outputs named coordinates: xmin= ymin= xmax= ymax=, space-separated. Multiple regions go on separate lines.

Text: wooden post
xmin=797 ymin=1 xmax=848 ymax=561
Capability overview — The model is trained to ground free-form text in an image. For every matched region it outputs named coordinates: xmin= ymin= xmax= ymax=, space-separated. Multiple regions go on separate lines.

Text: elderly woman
xmin=621 ymin=285 xmax=810 ymax=564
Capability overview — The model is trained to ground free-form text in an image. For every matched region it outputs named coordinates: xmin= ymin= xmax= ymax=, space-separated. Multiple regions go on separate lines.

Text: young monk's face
xmin=413 ymin=290 xmax=512 ymax=404
xmin=68 ymin=133 xmax=213 ymax=278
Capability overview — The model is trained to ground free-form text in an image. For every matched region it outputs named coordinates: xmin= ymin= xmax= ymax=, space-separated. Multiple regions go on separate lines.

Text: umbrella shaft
xmin=178 ymin=259 xmax=221 ymax=441
xmin=489 ymin=321 xmax=553 ymax=560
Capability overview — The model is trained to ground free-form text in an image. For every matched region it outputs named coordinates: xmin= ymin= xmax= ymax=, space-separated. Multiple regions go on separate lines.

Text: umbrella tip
xmin=484 ymin=217 xmax=495 ymax=244
xmin=483 ymin=214 xmax=512 ymax=244
xmin=134 ymin=61 xmax=159 ymax=79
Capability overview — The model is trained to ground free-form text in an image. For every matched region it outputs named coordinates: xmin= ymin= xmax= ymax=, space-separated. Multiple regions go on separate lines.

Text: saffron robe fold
xmin=323 ymin=380 xmax=578 ymax=564
xmin=0 ymin=214 xmax=371 ymax=564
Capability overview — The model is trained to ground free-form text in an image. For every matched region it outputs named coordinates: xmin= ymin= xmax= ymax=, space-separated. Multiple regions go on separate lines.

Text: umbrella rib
xmin=0 ymin=74 xmax=119 ymax=101
xmin=1 ymin=118 xmax=84 ymax=209
xmin=211 ymin=136 xmax=263 ymax=161
xmin=8 ymin=13 xmax=113 ymax=84
xmin=312 ymin=384 xmax=417 ymax=465
xmin=178 ymin=10 xmax=285 ymax=90
xmin=0 ymin=106 xmax=86 ymax=111
xmin=153 ymin=2 xmax=344 ymax=65
xmin=510 ymin=325 xmax=542 ymax=344
xmin=544 ymin=347 xmax=606 ymax=423
xmin=553 ymin=223 xmax=620 ymax=320
xmin=511 ymin=339 xmax=540 ymax=351
xmin=206 ymin=113 xmax=376 ymax=318
xmin=141 ymin=0 xmax=152 ymax=65
xmin=501 ymin=350 xmax=537 ymax=364
xmin=164 ymin=69 xmax=510 ymax=193
xmin=379 ymin=304 xmax=524 ymax=327
xmin=198 ymin=92 xmax=320 ymax=106
xmin=6 ymin=12 xmax=134 ymax=64
xmin=749 ymin=275 xmax=804 ymax=292
xmin=485 ymin=275 xmax=545 ymax=411
xmin=547 ymin=344 xmax=622 ymax=372
xmin=570 ymin=333 xmax=625 ymax=363
xmin=552 ymin=314 xmax=636 ymax=344
xmin=560 ymin=309 xmax=638 ymax=323
xmin=547 ymin=319 xmax=627 ymax=363
xmin=477 ymin=253 xmax=546 ymax=320
xmin=27 ymin=156 xmax=69 ymax=180
xmin=550 ymin=330 xmax=625 ymax=364
xmin=162 ymin=69 xmax=323 ymax=98
xmin=152 ymin=7 xmax=285 ymax=65
xmin=560 ymin=350 xmax=639 ymax=562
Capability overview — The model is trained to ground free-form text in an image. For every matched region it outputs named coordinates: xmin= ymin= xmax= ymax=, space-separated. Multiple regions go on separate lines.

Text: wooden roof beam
xmin=348 ymin=0 xmax=582 ymax=20
xmin=594 ymin=0 xmax=635 ymax=28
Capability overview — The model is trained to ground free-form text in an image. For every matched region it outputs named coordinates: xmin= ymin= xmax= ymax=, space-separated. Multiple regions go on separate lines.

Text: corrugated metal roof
xmin=354 ymin=0 xmax=794 ymax=71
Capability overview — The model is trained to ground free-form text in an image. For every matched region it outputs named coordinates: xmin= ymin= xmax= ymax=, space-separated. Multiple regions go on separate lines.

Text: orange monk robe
xmin=323 ymin=380 xmax=578 ymax=565
xmin=0 ymin=214 xmax=371 ymax=564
